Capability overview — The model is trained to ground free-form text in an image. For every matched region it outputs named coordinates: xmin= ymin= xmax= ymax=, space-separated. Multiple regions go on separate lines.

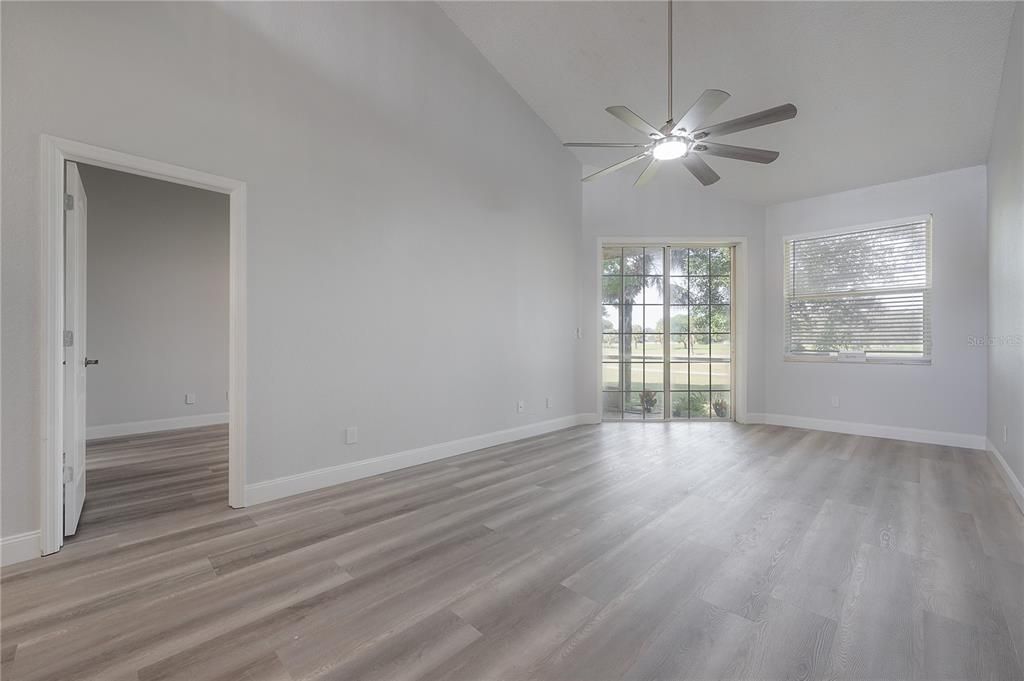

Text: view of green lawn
xmin=600 ymin=246 xmax=734 ymax=421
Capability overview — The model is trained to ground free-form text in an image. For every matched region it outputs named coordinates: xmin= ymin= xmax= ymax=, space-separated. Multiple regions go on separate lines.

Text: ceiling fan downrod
xmin=667 ymin=0 xmax=673 ymax=126
xmin=561 ymin=0 xmax=797 ymax=187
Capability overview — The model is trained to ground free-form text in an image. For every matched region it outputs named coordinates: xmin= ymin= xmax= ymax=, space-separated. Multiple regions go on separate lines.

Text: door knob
xmin=84 ymin=358 xmax=98 ymax=367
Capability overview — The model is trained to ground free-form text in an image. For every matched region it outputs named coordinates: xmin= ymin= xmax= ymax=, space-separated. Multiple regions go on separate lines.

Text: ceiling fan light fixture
xmin=562 ymin=1 xmax=794 ymax=186
xmin=652 ymin=138 xmax=689 ymax=160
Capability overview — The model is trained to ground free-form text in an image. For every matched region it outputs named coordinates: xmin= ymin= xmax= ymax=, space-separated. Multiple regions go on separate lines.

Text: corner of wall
xmin=988 ymin=439 xmax=1024 ymax=515
xmin=985 ymin=0 xmax=1024 ymax=491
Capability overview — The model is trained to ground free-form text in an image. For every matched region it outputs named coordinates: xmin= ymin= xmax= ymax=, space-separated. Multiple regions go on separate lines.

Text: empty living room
xmin=1 ymin=2 xmax=1022 ymax=680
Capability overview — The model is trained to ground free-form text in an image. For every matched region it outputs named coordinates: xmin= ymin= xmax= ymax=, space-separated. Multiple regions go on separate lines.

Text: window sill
xmin=784 ymin=354 xmax=931 ymax=366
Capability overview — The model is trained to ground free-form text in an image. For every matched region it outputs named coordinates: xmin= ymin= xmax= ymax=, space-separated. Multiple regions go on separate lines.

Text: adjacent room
xmin=1 ymin=2 xmax=1021 ymax=680
xmin=71 ymin=165 xmax=230 ymax=542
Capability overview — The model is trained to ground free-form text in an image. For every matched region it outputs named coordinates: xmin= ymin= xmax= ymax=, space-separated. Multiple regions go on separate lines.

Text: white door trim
xmin=593 ymin=236 xmax=751 ymax=424
xmin=39 ymin=135 xmax=248 ymax=556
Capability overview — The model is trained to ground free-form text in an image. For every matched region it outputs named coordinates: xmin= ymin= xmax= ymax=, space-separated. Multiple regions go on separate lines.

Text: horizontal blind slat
xmin=784 ymin=220 xmax=931 ymax=358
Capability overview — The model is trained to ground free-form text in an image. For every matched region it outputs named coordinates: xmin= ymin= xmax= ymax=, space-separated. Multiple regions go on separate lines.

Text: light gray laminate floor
xmin=2 ymin=422 xmax=1022 ymax=681
xmin=69 ymin=425 xmax=230 ymax=544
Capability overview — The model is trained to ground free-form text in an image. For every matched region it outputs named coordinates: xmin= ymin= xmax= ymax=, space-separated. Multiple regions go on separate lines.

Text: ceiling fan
xmin=564 ymin=1 xmax=797 ymax=187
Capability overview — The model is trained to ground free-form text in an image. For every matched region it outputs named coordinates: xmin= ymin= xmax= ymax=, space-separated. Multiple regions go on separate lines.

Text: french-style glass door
xmin=601 ymin=244 xmax=734 ymax=421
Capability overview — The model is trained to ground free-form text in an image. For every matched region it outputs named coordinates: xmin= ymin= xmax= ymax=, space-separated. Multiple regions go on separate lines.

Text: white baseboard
xmin=87 ymin=412 xmax=229 ymax=440
xmin=246 ymin=413 xmax=598 ymax=506
xmin=1 ymin=531 xmax=41 ymax=567
xmin=746 ymin=413 xmax=986 ymax=450
xmin=987 ymin=439 xmax=1024 ymax=515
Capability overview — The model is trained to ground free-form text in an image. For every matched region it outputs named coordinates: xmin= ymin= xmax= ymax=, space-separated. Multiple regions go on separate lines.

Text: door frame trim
xmin=594 ymin=236 xmax=750 ymax=424
xmin=39 ymin=135 xmax=248 ymax=555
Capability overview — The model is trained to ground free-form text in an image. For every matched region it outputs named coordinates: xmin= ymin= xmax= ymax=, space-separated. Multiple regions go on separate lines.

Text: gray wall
xmin=78 ymin=166 xmax=229 ymax=432
xmin=1 ymin=2 xmax=582 ymax=538
xmin=764 ymin=166 xmax=989 ymax=440
xmin=988 ymin=5 xmax=1024 ymax=480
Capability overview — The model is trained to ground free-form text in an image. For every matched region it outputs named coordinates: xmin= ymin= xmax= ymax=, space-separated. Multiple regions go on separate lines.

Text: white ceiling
xmin=442 ymin=2 xmax=1014 ymax=204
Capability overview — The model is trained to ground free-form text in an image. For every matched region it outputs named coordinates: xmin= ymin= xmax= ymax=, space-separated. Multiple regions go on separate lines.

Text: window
xmin=602 ymin=244 xmax=734 ymax=420
xmin=784 ymin=217 xmax=932 ymax=363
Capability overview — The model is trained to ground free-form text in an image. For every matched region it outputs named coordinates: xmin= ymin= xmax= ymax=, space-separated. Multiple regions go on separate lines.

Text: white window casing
xmin=784 ymin=216 xmax=932 ymax=364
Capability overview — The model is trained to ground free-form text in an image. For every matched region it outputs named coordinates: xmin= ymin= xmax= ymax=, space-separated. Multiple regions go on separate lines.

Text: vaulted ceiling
xmin=442 ymin=2 xmax=1014 ymax=204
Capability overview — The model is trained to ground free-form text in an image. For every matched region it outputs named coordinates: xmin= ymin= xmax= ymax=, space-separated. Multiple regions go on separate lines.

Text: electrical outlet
xmin=517 ymin=400 xmax=525 ymax=414
xmin=185 ymin=392 xmax=196 ymax=405
xmin=830 ymin=396 xmax=840 ymax=408
xmin=345 ymin=427 xmax=358 ymax=445
xmin=575 ymin=327 xmax=582 ymax=339
xmin=546 ymin=397 xmax=553 ymax=409
xmin=1004 ymin=425 xmax=1008 ymax=444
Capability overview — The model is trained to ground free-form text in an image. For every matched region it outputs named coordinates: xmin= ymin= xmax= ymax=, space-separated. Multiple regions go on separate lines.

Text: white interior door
xmin=63 ymin=161 xmax=88 ymax=536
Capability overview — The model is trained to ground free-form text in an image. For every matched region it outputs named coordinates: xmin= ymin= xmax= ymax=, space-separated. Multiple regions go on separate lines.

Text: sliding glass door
xmin=601 ymin=244 xmax=734 ymax=421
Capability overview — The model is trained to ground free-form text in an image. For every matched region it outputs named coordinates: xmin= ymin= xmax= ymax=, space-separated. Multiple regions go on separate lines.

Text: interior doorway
xmin=600 ymin=243 xmax=737 ymax=421
xmin=40 ymin=136 xmax=248 ymax=556
xmin=61 ymin=162 xmax=232 ymax=542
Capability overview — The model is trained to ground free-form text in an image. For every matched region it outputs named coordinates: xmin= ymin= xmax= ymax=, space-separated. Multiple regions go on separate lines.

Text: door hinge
xmin=64 ymin=194 xmax=74 ymax=211
xmin=64 ymin=330 xmax=74 ymax=347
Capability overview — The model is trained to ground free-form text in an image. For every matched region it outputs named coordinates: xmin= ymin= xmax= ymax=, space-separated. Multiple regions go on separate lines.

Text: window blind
xmin=784 ymin=218 xmax=932 ymax=361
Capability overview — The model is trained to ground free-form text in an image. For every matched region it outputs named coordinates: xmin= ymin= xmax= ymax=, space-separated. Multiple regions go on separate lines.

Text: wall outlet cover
xmin=185 ymin=392 xmax=196 ymax=405
xmin=517 ymin=400 xmax=525 ymax=413
xmin=345 ymin=426 xmax=358 ymax=445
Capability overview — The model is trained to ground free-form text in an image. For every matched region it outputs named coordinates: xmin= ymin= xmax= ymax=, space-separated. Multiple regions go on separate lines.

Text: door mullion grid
xmin=601 ymin=242 xmax=733 ymax=422
xmin=662 ymin=246 xmax=670 ymax=420
xmin=730 ymin=245 xmax=737 ymax=420
xmin=618 ymin=268 xmax=623 ymax=419
xmin=618 ymin=263 xmax=625 ymax=419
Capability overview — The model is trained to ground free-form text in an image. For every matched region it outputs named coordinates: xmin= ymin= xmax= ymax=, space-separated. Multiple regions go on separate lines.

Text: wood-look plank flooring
xmin=70 ymin=425 xmax=229 ymax=544
xmin=2 ymin=422 xmax=1023 ymax=681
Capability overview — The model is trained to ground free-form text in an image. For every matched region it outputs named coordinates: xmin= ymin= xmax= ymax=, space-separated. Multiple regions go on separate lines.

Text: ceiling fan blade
xmin=563 ymin=142 xmax=648 ymax=148
xmin=694 ymin=142 xmax=779 ymax=164
xmin=670 ymin=89 xmax=730 ymax=135
xmin=582 ymin=152 xmax=650 ymax=182
xmin=634 ymin=158 xmax=660 ymax=186
xmin=692 ymin=103 xmax=797 ymax=139
xmin=605 ymin=106 xmax=663 ymax=139
xmin=681 ymin=154 xmax=721 ymax=186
